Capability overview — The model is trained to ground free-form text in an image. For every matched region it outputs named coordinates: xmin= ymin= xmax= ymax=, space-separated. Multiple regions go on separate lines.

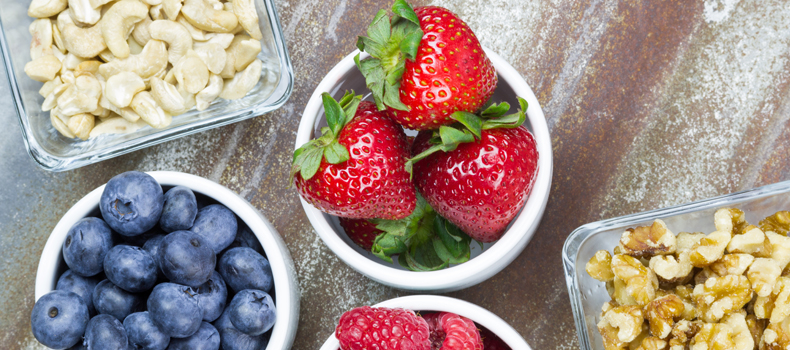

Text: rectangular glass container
xmin=563 ymin=180 xmax=790 ymax=349
xmin=0 ymin=0 xmax=293 ymax=171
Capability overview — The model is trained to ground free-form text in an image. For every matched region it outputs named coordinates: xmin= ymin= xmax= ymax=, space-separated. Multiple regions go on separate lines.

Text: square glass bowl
xmin=0 ymin=0 xmax=293 ymax=171
xmin=563 ymin=180 xmax=790 ymax=350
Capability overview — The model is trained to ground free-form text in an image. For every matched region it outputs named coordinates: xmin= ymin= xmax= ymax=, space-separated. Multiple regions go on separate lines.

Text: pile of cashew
xmin=24 ymin=0 xmax=264 ymax=140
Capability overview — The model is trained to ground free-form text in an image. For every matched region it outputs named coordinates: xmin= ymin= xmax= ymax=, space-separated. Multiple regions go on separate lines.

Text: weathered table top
xmin=4 ymin=0 xmax=790 ymax=348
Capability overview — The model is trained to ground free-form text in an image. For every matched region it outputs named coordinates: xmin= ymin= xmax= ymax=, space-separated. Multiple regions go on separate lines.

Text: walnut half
xmin=587 ymin=250 xmax=615 ymax=282
xmin=692 ymin=275 xmax=753 ymax=323
xmin=619 ymin=219 xmax=677 ymax=258
xmin=612 ymin=254 xmax=659 ymax=306
xmin=646 ymin=294 xmax=685 ymax=339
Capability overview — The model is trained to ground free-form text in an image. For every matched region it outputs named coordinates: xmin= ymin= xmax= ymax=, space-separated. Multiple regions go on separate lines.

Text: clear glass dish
xmin=563 ymin=180 xmax=790 ymax=350
xmin=0 ymin=0 xmax=293 ymax=171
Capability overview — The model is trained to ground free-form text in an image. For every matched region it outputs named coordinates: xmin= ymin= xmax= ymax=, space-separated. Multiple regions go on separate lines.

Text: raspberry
xmin=336 ymin=306 xmax=430 ymax=350
xmin=479 ymin=326 xmax=510 ymax=350
xmin=423 ymin=312 xmax=483 ymax=350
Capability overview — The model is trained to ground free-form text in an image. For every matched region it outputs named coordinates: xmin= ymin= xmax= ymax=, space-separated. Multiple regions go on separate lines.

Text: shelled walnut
xmin=587 ymin=209 xmax=790 ymax=350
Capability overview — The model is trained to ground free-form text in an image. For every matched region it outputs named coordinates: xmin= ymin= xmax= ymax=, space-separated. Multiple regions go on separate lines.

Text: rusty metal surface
xmin=3 ymin=0 xmax=790 ymax=349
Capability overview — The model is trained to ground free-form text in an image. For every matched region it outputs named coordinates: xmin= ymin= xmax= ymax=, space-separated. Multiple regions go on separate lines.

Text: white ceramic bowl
xmin=34 ymin=171 xmax=300 ymax=349
xmin=319 ymin=295 xmax=532 ymax=350
xmin=295 ymin=49 xmax=553 ymax=292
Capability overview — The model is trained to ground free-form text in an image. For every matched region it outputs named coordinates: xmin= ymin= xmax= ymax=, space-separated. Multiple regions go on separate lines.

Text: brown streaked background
xmin=3 ymin=0 xmax=790 ymax=348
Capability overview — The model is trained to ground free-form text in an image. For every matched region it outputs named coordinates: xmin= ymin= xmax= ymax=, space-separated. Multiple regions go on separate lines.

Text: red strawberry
xmin=478 ymin=326 xmax=510 ymax=350
xmin=336 ymin=306 xmax=431 ymax=350
xmin=291 ymin=92 xmax=416 ymax=220
xmin=356 ymin=0 xmax=497 ymax=130
xmin=423 ymin=312 xmax=483 ymax=350
xmin=339 ymin=217 xmax=382 ymax=250
xmin=408 ymin=98 xmax=538 ymax=242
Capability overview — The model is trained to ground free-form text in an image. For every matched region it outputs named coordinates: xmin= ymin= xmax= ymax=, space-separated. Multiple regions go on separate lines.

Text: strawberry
xmin=356 ymin=0 xmax=497 ymax=130
xmin=338 ymin=218 xmax=382 ymax=250
xmin=336 ymin=306 xmax=431 ymax=350
xmin=423 ymin=312 xmax=483 ymax=350
xmin=408 ymin=98 xmax=538 ymax=242
xmin=291 ymin=92 xmax=416 ymax=220
xmin=478 ymin=326 xmax=510 ymax=350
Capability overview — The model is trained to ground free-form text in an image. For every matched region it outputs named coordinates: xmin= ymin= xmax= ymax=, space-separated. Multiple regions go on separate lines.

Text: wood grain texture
xmin=2 ymin=0 xmax=790 ymax=349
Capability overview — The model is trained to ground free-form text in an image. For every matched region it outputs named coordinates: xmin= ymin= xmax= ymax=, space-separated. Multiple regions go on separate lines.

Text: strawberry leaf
xmin=450 ymin=111 xmax=483 ymax=139
xmin=432 ymin=237 xmax=470 ymax=264
xmin=434 ymin=216 xmax=472 ymax=259
xmin=322 ymin=93 xmax=345 ymax=136
xmin=480 ymin=101 xmax=510 ymax=119
xmin=482 ymin=97 xmax=528 ymax=130
xmin=323 ymin=141 xmax=349 ymax=164
xmin=356 ymin=0 xmax=423 ymax=112
xmin=403 ymin=239 xmax=449 ymax=271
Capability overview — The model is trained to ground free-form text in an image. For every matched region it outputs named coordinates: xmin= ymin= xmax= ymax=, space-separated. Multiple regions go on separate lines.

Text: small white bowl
xmin=319 ymin=295 xmax=532 ymax=350
xmin=34 ymin=171 xmax=300 ymax=350
xmin=295 ymin=49 xmax=553 ymax=292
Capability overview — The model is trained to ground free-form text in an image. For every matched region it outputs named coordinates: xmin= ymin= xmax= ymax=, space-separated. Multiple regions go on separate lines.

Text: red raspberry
xmin=336 ymin=306 xmax=431 ymax=350
xmin=478 ymin=326 xmax=510 ymax=350
xmin=423 ymin=312 xmax=483 ymax=350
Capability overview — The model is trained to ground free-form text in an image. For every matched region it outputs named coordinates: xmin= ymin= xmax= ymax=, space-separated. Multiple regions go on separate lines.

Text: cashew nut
xmin=222 ymin=34 xmax=261 ymax=77
xmin=28 ymin=0 xmax=68 ymax=18
xmin=196 ymin=73 xmax=222 ymax=110
xmin=176 ymin=16 xmax=209 ymax=41
xmin=181 ymin=0 xmax=238 ymax=33
xmin=150 ymin=3 xmax=165 ymax=19
xmin=69 ymin=0 xmax=101 ymax=25
xmin=60 ymin=70 xmax=75 ymax=85
xmin=67 ymin=113 xmax=95 ymax=140
xmin=51 ymin=110 xmax=76 ymax=138
xmin=29 ymin=19 xmax=53 ymax=61
xmin=149 ymin=20 xmax=192 ymax=64
xmin=92 ymin=104 xmax=111 ymax=119
xmin=25 ymin=55 xmax=62 ymax=82
xmin=39 ymin=76 xmax=63 ymax=97
xmin=193 ymin=33 xmax=234 ymax=49
xmin=141 ymin=0 xmax=162 ymax=6
xmin=132 ymin=16 xmax=153 ymax=46
xmin=90 ymin=116 xmax=148 ymax=137
xmin=42 ymin=82 xmax=69 ymax=110
xmin=99 ymin=0 xmax=148 ymax=59
xmin=105 ymin=71 xmax=146 ymax=107
xmin=149 ymin=76 xmax=185 ymax=114
xmin=130 ymin=91 xmax=172 ymax=128
xmin=219 ymin=58 xmax=260 ymax=99
xmin=97 ymin=73 xmax=140 ymax=122
xmin=57 ymin=11 xmax=106 ymax=58
xmin=98 ymin=39 xmax=168 ymax=79
xmin=57 ymin=74 xmax=101 ymax=116
xmin=62 ymin=53 xmax=85 ymax=70
xmin=174 ymin=51 xmax=209 ymax=94
xmin=75 ymin=60 xmax=102 ymax=76
xmin=89 ymin=0 xmax=114 ymax=10
xmin=231 ymin=0 xmax=261 ymax=40
xmin=98 ymin=49 xmax=115 ymax=62
xmin=52 ymin=21 xmax=66 ymax=54
xmin=162 ymin=0 xmax=182 ymax=20
xmin=177 ymin=82 xmax=196 ymax=110
xmin=163 ymin=67 xmax=176 ymax=84
xmin=194 ymin=43 xmax=226 ymax=74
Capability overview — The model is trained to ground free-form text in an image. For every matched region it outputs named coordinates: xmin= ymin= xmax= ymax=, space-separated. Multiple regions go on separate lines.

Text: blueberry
xmin=85 ymin=314 xmax=128 ymax=350
xmin=159 ymin=186 xmax=198 ymax=233
xmin=93 ymin=279 xmax=144 ymax=321
xmin=190 ymin=204 xmax=237 ymax=254
xmin=56 ymin=270 xmax=100 ymax=315
xmin=147 ymin=283 xmax=202 ymax=338
xmin=166 ymin=322 xmax=220 ymax=350
xmin=142 ymin=234 xmax=166 ymax=280
xmin=194 ymin=271 xmax=227 ymax=322
xmin=158 ymin=231 xmax=216 ymax=287
xmin=63 ymin=217 xmax=114 ymax=277
xmin=228 ymin=289 xmax=276 ymax=336
xmin=100 ymin=171 xmax=164 ymax=237
xmin=123 ymin=312 xmax=169 ymax=350
xmin=31 ymin=290 xmax=89 ymax=349
xmin=217 ymin=247 xmax=273 ymax=293
xmin=226 ymin=222 xmax=263 ymax=255
xmin=213 ymin=309 xmax=269 ymax=350
xmin=104 ymin=245 xmax=157 ymax=293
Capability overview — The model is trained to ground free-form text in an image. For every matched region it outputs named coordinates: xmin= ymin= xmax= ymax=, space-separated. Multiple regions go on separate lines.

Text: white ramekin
xmin=34 ymin=171 xmax=300 ymax=350
xmin=295 ymin=49 xmax=553 ymax=292
xmin=319 ymin=295 xmax=532 ymax=350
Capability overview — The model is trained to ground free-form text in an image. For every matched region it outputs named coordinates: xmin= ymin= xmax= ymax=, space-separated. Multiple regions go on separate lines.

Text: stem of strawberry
xmin=404 ymin=97 xmax=529 ymax=174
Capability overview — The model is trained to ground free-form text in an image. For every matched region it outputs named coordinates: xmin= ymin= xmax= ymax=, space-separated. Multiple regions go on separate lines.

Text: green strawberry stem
xmin=289 ymin=91 xmax=362 ymax=186
xmin=404 ymin=97 xmax=529 ymax=174
xmin=370 ymin=193 xmax=473 ymax=271
xmin=355 ymin=0 xmax=423 ymax=111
